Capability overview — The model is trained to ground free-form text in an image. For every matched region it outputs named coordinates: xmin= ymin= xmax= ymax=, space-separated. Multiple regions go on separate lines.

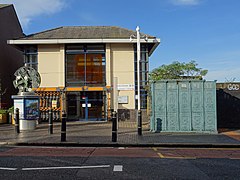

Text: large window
xmin=66 ymin=44 xmax=106 ymax=87
xmin=23 ymin=46 xmax=38 ymax=70
xmin=134 ymin=44 xmax=149 ymax=109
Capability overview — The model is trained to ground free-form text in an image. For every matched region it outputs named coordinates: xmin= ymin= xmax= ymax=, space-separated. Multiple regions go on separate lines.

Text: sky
xmin=1 ymin=0 xmax=240 ymax=82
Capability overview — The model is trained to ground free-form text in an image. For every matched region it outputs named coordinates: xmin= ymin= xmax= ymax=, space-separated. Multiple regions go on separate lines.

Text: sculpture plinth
xmin=12 ymin=94 xmax=39 ymax=130
xmin=12 ymin=65 xmax=41 ymax=131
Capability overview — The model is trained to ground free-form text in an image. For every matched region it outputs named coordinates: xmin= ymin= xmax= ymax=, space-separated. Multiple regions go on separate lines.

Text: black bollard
xmin=48 ymin=109 xmax=53 ymax=134
xmin=61 ymin=111 xmax=66 ymax=142
xmin=112 ymin=111 xmax=117 ymax=142
xmin=15 ymin=108 xmax=20 ymax=134
xmin=138 ymin=110 xmax=142 ymax=136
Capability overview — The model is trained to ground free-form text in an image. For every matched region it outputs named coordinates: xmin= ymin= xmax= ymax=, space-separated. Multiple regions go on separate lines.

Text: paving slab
xmin=0 ymin=121 xmax=240 ymax=147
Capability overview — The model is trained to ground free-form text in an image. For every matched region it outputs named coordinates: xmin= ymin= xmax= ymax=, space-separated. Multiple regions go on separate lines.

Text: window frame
xmin=65 ymin=44 xmax=106 ymax=87
xmin=23 ymin=46 xmax=38 ymax=70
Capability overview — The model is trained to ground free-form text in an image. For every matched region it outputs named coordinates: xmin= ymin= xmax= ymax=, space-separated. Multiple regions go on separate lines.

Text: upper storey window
xmin=65 ymin=44 xmax=106 ymax=87
xmin=23 ymin=46 xmax=38 ymax=70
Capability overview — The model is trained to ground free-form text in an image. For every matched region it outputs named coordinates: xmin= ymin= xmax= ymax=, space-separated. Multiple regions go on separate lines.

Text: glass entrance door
xmin=79 ymin=91 xmax=105 ymax=121
xmin=67 ymin=91 xmax=105 ymax=121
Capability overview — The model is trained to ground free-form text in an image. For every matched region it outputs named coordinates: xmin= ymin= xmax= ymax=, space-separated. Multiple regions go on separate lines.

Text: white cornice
xmin=8 ymin=38 xmax=160 ymax=45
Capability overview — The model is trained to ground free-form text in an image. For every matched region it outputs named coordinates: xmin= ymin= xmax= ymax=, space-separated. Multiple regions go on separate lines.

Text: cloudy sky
xmin=1 ymin=0 xmax=240 ymax=82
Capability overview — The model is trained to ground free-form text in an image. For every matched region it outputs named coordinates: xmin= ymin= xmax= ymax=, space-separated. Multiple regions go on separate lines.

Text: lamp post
xmin=130 ymin=26 xmax=148 ymax=135
xmin=136 ymin=27 xmax=142 ymax=136
xmin=136 ymin=26 xmax=141 ymax=112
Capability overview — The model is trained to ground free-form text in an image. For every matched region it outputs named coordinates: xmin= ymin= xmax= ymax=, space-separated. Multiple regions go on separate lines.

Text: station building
xmin=9 ymin=26 xmax=160 ymax=121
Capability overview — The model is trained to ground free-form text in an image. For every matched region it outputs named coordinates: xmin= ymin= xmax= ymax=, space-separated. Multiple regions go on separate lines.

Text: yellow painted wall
xmin=108 ymin=43 xmax=135 ymax=109
xmin=38 ymin=45 xmax=65 ymax=87
xmin=38 ymin=43 xmax=135 ymax=109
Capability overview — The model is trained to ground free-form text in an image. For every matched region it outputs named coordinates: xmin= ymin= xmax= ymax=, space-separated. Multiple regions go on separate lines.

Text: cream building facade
xmin=9 ymin=26 xmax=160 ymax=121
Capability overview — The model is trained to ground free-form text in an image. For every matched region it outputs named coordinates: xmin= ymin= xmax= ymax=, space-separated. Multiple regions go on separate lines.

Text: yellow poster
xmin=52 ymin=100 xmax=57 ymax=108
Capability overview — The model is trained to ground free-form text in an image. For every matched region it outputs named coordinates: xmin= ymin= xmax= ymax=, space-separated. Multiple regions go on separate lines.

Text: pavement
xmin=1 ymin=121 xmax=240 ymax=147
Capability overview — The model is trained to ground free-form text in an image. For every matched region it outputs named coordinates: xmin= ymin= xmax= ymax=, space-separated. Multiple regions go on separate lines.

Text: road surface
xmin=0 ymin=146 xmax=239 ymax=179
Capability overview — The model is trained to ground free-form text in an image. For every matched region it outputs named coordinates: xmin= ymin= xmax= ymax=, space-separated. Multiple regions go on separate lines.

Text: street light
xmin=130 ymin=26 xmax=148 ymax=135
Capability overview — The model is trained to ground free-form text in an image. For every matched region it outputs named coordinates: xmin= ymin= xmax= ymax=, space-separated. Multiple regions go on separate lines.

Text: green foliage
xmin=150 ymin=61 xmax=208 ymax=81
xmin=8 ymin=106 xmax=14 ymax=114
xmin=0 ymin=109 xmax=7 ymax=114
xmin=0 ymin=106 xmax=13 ymax=114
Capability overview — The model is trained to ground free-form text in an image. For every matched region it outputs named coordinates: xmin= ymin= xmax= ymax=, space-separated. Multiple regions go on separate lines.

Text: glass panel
xmin=25 ymin=54 xmax=37 ymax=64
xmin=86 ymin=54 xmax=105 ymax=86
xmin=67 ymin=94 xmax=77 ymax=115
xmin=79 ymin=92 xmax=104 ymax=120
xmin=66 ymin=54 xmax=85 ymax=86
xmin=86 ymin=44 xmax=105 ymax=52
xmin=66 ymin=44 xmax=84 ymax=53
xmin=25 ymin=46 xmax=37 ymax=54
xmin=23 ymin=46 xmax=38 ymax=70
xmin=66 ymin=44 xmax=106 ymax=87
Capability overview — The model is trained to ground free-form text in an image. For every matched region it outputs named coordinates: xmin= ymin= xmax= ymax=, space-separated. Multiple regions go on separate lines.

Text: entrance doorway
xmin=67 ymin=91 xmax=106 ymax=121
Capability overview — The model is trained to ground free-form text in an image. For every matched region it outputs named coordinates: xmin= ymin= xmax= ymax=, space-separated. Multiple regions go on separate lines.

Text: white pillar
xmin=136 ymin=26 xmax=141 ymax=111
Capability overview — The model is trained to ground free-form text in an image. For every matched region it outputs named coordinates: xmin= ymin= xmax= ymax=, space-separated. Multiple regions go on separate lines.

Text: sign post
xmin=130 ymin=26 xmax=148 ymax=135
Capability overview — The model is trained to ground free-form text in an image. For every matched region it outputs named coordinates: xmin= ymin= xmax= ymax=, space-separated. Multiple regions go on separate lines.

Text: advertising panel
xmin=25 ymin=99 xmax=39 ymax=120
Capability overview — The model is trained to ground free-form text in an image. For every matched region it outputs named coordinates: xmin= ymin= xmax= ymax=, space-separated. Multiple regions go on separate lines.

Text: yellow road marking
xmin=152 ymin=147 xmax=240 ymax=159
xmin=158 ymin=153 xmax=165 ymax=158
xmin=160 ymin=155 xmax=196 ymax=159
xmin=157 ymin=153 xmax=196 ymax=159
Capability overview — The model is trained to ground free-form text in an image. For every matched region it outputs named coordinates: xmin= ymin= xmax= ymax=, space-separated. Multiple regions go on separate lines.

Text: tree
xmin=149 ymin=61 xmax=208 ymax=81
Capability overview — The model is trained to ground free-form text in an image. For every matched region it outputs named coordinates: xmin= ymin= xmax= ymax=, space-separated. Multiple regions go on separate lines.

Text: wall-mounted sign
xmin=82 ymin=103 xmax=91 ymax=107
xmin=227 ymin=84 xmax=239 ymax=91
xmin=117 ymin=84 xmax=135 ymax=91
xmin=217 ymin=83 xmax=240 ymax=91
xmin=118 ymin=96 xmax=128 ymax=104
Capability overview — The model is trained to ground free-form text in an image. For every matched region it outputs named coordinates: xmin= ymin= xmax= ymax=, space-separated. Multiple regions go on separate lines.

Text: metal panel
xmin=204 ymin=82 xmax=217 ymax=131
xmin=166 ymin=82 xmax=179 ymax=131
xmin=179 ymin=82 xmax=191 ymax=131
xmin=191 ymin=81 xmax=204 ymax=131
xmin=151 ymin=80 xmax=217 ymax=133
xmin=152 ymin=82 xmax=167 ymax=132
xmin=150 ymin=83 xmax=156 ymax=131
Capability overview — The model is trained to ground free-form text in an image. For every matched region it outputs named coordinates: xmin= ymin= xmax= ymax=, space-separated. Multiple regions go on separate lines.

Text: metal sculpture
xmin=13 ymin=64 xmax=41 ymax=94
